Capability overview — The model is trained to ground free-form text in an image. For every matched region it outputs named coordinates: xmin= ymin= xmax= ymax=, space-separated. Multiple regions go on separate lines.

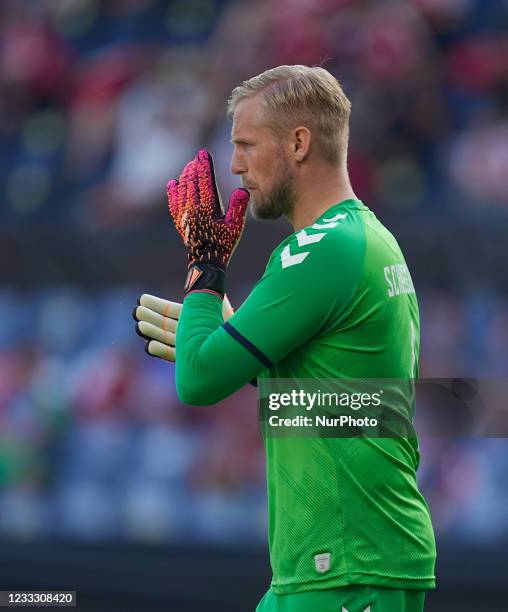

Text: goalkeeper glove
xmin=167 ymin=149 xmax=249 ymax=297
xmin=133 ymin=293 xmax=235 ymax=362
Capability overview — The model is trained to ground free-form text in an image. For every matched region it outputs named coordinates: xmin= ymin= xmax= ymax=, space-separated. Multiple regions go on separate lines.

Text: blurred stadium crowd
xmin=1 ymin=0 xmax=508 ymax=222
xmin=1 ymin=0 xmax=508 ymax=546
xmin=1 ymin=287 xmax=507 ymax=543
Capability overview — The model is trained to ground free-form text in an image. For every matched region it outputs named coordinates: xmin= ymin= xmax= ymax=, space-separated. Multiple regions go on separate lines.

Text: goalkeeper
xmin=134 ymin=66 xmax=436 ymax=612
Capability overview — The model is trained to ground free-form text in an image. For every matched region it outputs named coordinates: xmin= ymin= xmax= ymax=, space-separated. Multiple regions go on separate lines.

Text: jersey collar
xmin=314 ymin=199 xmax=366 ymax=224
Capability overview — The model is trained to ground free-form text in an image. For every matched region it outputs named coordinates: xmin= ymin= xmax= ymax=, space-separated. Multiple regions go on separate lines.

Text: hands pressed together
xmin=133 ymin=293 xmax=235 ymax=362
xmin=167 ymin=149 xmax=249 ymax=272
xmin=133 ymin=149 xmax=246 ymax=362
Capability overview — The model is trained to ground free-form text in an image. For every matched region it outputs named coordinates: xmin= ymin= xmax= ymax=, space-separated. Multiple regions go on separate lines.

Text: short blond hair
xmin=227 ymin=65 xmax=351 ymax=166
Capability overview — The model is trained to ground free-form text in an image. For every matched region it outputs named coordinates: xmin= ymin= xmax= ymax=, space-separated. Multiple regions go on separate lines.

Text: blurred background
xmin=0 ymin=0 xmax=507 ymax=610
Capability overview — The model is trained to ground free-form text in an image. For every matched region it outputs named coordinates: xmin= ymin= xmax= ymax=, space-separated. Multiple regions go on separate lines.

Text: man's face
xmin=230 ymin=96 xmax=296 ymax=220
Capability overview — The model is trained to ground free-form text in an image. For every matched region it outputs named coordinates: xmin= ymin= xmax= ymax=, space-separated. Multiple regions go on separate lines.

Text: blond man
xmin=134 ymin=65 xmax=436 ymax=612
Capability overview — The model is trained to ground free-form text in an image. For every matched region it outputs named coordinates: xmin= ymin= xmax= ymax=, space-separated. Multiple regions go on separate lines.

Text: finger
xmin=168 ymin=157 xmax=195 ymax=225
xmin=137 ymin=321 xmax=176 ymax=346
xmin=135 ymin=322 xmax=147 ymax=341
xmin=185 ymin=158 xmax=200 ymax=219
xmin=138 ymin=294 xmax=182 ymax=319
xmin=134 ymin=306 xmax=178 ymax=334
xmin=196 ymin=149 xmax=224 ymax=216
xmin=225 ymin=188 xmax=250 ymax=227
xmin=145 ymin=340 xmax=176 ymax=362
xmin=166 ymin=179 xmax=180 ymax=219
xmin=177 ymin=157 xmax=197 ymax=192
xmin=181 ymin=156 xmax=196 ymax=181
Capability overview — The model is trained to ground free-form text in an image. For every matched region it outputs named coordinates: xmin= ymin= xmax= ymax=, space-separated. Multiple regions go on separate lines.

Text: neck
xmin=288 ymin=166 xmax=357 ymax=232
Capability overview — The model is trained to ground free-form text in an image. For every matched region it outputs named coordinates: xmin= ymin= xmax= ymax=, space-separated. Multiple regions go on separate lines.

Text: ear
xmin=292 ymin=126 xmax=311 ymax=162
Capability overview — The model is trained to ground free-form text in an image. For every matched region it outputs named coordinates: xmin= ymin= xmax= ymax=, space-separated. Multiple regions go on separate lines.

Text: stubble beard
xmin=250 ymin=161 xmax=296 ymax=221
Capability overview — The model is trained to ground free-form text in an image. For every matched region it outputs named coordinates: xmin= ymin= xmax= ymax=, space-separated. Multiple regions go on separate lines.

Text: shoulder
xmin=267 ymin=208 xmax=366 ymax=275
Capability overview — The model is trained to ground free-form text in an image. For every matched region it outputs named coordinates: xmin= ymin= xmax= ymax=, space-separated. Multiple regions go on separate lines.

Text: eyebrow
xmin=230 ymin=138 xmax=251 ymax=145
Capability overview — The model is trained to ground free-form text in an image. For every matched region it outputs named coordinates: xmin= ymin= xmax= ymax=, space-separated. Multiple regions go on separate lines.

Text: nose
xmin=230 ymin=148 xmax=246 ymax=176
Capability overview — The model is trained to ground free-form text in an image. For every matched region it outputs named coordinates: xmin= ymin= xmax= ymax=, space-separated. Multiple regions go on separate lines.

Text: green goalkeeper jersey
xmin=175 ymin=198 xmax=436 ymax=595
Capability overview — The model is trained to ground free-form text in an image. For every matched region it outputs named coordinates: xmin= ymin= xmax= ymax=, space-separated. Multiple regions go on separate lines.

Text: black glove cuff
xmin=184 ymin=263 xmax=225 ymax=298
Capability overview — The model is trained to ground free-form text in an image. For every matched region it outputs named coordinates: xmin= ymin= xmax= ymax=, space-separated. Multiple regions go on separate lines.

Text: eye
xmin=233 ymin=140 xmax=253 ymax=148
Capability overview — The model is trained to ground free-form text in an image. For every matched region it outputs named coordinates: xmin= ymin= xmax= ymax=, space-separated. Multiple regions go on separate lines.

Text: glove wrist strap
xmin=184 ymin=263 xmax=225 ymax=298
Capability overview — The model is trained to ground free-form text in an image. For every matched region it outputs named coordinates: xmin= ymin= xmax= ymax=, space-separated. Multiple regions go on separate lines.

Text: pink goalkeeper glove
xmin=167 ymin=150 xmax=249 ymax=297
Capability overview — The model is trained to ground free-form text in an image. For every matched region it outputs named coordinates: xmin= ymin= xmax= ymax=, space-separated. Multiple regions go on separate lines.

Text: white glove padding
xmin=133 ymin=293 xmax=234 ymax=362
